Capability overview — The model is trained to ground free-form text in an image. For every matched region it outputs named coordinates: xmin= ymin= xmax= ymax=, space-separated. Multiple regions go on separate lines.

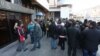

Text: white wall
xmin=60 ymin=7 xmax=71 ymax=19
xmin=58 ymin=0 xmax=71 ymax=5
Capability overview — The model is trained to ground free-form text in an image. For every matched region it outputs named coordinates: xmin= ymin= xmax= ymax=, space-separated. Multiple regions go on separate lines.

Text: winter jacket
xmin=67 ymin=26 xmax=80 ymax=48
xmin=81 ymin=28 xmax=100 ymax=52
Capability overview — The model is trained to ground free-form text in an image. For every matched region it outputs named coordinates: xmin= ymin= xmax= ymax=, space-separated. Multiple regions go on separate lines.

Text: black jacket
xmin=67 ymin=26 xmax=80 ymax=48
xmin=82 ymin=28 xmax=100 ymax=52
xmin=49 ymin=22 xmax=57 ymax=39
xmin=56 ymin=24 xmax=67 ymax=36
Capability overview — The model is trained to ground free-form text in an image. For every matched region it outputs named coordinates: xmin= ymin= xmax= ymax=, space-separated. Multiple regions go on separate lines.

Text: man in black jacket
xmin=82 ymin=21 xmax=100 ymax=56
xmin=67 ymin=19 xmax=80 ymax=56
xmin=49 ymin=21 xmax=57 ymax=49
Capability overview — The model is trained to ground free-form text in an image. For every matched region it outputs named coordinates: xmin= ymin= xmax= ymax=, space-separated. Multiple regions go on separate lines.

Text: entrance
xmin=0 ymin=11 xmax=11 ymax=47
xmin=0 ymin=11 xmax=19 ymax=48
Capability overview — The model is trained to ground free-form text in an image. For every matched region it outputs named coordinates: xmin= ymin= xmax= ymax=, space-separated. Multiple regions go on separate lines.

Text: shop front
xmin=0 ymin=10 xmax=31 ymax=48
xmin=21 ymin=14 xmax=31 ymax=33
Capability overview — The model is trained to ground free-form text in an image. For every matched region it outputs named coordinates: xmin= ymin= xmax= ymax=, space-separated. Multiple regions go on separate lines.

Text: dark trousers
xmin=58 ymin=38 xmax=65 ymax=50
xmin=83 ymin=49 xmax=96 ymax=56
xmin=68 ymin=46 xmax=76 ymax=56
xmin=51 ymin=38 xmax=57 ymax=49
xmin=32 ymin=40 xmax=41 ymax=49
xmin=16 ymin=41 xmax=25 ymax=51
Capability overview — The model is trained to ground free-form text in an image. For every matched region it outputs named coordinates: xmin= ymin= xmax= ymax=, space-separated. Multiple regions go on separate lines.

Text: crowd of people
xmin=14 ymin=18 xmax=100 ymax=56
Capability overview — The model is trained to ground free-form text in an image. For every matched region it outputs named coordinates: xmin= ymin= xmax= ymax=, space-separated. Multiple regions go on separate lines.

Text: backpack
xmin=27 ymin=23 xmax=36 ymax=33
xmin=17 ymin=26 xmax=25 ymax=42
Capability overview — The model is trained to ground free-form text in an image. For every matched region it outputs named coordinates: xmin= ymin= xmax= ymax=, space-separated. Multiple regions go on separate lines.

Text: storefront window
xmin=21 ymin=14 xmax=31 ymax=32
xmin=0 ymin=11 xmax=11 ymax=47
xmin=7 ymin=12 xmax=21 ymax=41
xmin=0 ymin=11 xmax=22 ymax=47
xmin=6 ymin=0 xmax=11 ymax=2
xmin=13 ymin=0 xmax=22 ymax=5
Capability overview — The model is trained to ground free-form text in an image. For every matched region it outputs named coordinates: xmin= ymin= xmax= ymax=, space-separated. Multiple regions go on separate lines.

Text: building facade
xmin=31 ymin=0 xmax=49 ymax=20
xmin=0 ymin=0 xmax=49 ymax=47
xmin=48 ymin=0 xmax=72 ymax=20
xmin=75 ymin=5 xmax=100 ymax=22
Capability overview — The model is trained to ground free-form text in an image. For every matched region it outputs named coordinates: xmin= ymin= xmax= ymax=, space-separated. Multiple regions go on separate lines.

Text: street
xmin=0 ymin=35 xmax=100 ymax=56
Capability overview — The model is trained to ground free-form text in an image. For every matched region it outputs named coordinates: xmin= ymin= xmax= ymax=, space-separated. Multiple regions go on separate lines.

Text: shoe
xmin=51 ymin=47 xmax=57 ymax=49
xmin=23 ymin=48 xmax=28 ymax=52
xmin=37 ymin=46 xmax=40 ymax=49
xmin=30 ymin=48 xmax=36 ymax=51
xmin=16 ymin=49 xmax=21 ymax=52
xmin=61 ymin=48 xmax=65 ymax=50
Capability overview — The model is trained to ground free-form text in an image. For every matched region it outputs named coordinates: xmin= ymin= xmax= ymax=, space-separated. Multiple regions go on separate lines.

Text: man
xmin=27 ymin=21 xmax=35 ymax=44
xmin=67 ymin=19 xmax=80 ymax=56
xmin=56 ymin=19 xmax=66 ymax=50
xmin=82 ymin=21 xmax=100 ymax=56
xmin=49 ymin=20 xmax=57 ymax=49
xmin=30 ymin=19 xmax=42 ymax=51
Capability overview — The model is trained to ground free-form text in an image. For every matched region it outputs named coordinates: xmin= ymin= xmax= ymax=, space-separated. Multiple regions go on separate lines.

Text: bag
xmin=17 ymin=27 xmax=25 ymax=42
xmin=19 ymin=35 xmax=25 ymax=42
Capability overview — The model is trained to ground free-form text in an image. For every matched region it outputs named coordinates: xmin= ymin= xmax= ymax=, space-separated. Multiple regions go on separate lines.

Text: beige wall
xmin=49 ymin=0 xmax=57 ymax=7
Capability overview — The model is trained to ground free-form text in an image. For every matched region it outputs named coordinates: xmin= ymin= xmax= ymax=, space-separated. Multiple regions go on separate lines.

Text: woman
xmin=15 ymin=20 xmax=27 ymax=52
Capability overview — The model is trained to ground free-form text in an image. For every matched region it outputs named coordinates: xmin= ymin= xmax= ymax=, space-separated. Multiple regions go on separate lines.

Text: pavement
xmin=0 ymin=35 xmax=100 ymax=56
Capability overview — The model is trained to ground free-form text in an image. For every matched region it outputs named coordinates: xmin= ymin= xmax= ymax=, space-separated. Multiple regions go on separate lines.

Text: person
xmin=44 ymin=19 xmax=50 ymax=38
xmin=80 ymin=20 xmax=92 ymax=49
xmin=65 ymin=20 xmax=71 ymax=30
xmin=75 ymin=20 xmax=81 ymax=29
xmin=67 ymin=19 xmax=80 ymax=56
xmin=14 ymin=20 xmax=20 ymax=41
xmin=27 ymin=21 xmax=36 ymax=44
xmin=97 ymin=22 xmax=100 ymax=30
xmin=80 ymin=19 xmax=88 ymax=31
xmin=81 ymin=21 xmax=100 ymax=56
xmin=30 ymin=19 xmax=42 ymax=51
xmin=39 ymin=20 xmax=46 ymax=37
xmin=58 ymin=26 xmax=66 ymax=50
xmin=49 ymin=20 xmax=57 ymax=49
xmin=15 ymin=20 xmax=27 ymax=52
xmin=56 ymin=19 xmax=67 ymax=50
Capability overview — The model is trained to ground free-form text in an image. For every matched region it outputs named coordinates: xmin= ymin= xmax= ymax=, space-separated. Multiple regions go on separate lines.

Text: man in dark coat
xmin=82 ymin=21 xmax=100 ymax=56
xmin=28 ymin=19 xmax=42 ymax=51
xmin=49 ymin=21 xmax=58 ymax=49
xmin=67 ymin=19 xmax=80 ymax=56
xmin=97 ymin=22 xmax=100 ymax=30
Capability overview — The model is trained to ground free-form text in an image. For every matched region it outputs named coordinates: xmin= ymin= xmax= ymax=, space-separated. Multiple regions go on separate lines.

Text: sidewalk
xmin=0 ymin=35 xmax=100 ymax=56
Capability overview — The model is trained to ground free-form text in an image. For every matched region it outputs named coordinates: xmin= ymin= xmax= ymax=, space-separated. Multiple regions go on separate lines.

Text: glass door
xmin=0 ymin=11 xmax=11 ymax=47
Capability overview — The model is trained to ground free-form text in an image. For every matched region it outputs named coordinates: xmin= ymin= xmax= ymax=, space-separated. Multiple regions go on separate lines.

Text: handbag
xmin=17 ymin=27 xmax=25 ymax=42
xmin=19 ymin=35 xmax=25 ymax=42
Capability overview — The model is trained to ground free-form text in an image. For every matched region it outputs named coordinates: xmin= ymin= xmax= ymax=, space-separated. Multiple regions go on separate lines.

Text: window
xmin=47 ymin=0 xmax=49 ymax=3
xmin=58 ymin=0 xmax=60 ymax=1
xmin=6 ymin=0 xmax=11 ymax=2
xmin=14 ymin=0 xmax=22 ymax=5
